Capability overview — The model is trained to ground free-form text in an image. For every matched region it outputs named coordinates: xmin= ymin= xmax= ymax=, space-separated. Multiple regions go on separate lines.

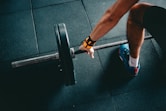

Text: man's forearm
xmin=90 ymin=0 xmax=139 ymax=41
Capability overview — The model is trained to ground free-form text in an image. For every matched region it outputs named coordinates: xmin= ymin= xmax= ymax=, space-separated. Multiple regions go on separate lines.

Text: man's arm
xmin=90 ymin=0 xmax=139 ymax=41
xmin=79 ymin=0 xmax=139 ymax=58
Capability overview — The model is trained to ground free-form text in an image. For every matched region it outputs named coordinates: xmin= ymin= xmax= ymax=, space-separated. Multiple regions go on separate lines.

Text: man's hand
xmin=79 ymin=36 xmax=96 ymax=58
xmin=79 ymin=45 xmax=95 ymax=58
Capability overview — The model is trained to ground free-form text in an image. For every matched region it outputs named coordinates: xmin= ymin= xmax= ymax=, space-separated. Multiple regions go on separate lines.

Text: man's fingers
xmin=79 ymin=45 xmax=94 ymax=58
xmin=89 ymin=49 xmax=94 ymax=58
xmin=90 ymin=52 xmax=94 ymax=58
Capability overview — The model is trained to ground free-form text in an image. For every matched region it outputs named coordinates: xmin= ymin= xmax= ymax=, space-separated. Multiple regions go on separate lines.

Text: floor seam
xmin=30 ymin=0 xmax=40 ymax=53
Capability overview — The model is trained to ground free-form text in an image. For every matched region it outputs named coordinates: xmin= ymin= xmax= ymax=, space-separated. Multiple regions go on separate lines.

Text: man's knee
xmin=128 ymin=2 xmax=152 ymax=25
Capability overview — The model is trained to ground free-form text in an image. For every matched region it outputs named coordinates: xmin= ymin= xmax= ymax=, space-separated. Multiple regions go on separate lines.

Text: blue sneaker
xmin=119 ymin=44 xmax=140 ymax=76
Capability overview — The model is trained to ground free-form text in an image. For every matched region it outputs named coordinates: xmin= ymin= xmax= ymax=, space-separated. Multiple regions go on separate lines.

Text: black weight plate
xmin=55 ymin=23 xmax=75 ymax=85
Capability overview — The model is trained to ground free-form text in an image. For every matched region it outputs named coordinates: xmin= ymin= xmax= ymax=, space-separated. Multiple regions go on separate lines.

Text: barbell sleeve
xmin=11 ymin=53 xmax=59 ymax=68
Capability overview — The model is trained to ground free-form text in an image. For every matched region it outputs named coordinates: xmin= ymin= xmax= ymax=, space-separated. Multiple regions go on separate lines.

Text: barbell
xmin=11 ymin=23 xmax=153 ymax=85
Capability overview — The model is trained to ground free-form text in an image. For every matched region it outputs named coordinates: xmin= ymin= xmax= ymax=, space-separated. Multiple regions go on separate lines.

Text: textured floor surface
xmin=0 ymin=0 xmax=166 ymax=111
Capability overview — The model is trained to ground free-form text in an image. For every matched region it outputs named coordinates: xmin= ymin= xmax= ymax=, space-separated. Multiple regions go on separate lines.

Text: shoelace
xmin=122 ymin=48 xmax=130 ymax=59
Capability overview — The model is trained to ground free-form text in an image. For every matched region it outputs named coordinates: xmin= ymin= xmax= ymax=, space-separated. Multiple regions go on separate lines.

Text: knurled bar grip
xmin=74 ymin=35 xmax=153 ymax=54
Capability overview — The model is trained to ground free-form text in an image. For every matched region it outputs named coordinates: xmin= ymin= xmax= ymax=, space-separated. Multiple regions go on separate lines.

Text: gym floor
xmin=0 ymin=0 xmax=166 ymax=111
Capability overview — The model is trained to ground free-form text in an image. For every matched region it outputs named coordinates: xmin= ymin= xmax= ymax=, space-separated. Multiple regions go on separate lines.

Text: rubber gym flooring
xmin=0 ymin=0 xmax=166 ymax=111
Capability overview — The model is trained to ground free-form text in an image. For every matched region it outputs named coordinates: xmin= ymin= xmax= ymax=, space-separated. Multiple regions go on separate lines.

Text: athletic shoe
xmin=119 ymin=44 xmax=140 ymax=76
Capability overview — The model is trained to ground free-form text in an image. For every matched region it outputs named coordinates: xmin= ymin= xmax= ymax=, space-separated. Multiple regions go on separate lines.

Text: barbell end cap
xmin=70 ymin=48 xmax=75 ymax=58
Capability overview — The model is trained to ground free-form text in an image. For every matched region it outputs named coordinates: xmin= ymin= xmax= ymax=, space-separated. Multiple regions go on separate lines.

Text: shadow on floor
xmin=98 ymin=48 xmax=166 ymax=93
xmin=154 ymin=56 xmax=166 ymax=87
xmin=0 ymin=60 xmax=64 ymax=111
xmin=98 ymin=48 xmax=133 ymax=92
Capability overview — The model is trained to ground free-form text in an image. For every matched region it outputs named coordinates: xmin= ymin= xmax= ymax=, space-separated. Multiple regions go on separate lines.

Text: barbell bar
xmin=11 ymin=23 xmax=153 ymax=85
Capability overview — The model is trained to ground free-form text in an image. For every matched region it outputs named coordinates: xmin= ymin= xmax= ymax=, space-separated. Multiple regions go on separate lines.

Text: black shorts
xmin=143 ymin=6 xmax=166 ymax=53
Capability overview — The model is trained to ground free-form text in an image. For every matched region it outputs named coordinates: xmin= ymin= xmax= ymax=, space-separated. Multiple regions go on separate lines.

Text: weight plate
xmin=55 ymin=23 xmax=75 ymax=85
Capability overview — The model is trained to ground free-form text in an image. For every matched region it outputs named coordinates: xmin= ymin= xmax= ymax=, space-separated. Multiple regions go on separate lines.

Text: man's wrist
xmin=82 ymin=36 xmax=96 ymax=49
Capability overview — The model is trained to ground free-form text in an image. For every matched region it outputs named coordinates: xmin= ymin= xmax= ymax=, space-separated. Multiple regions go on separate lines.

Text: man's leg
xmin=127 ymin=3 xmax=152 ymax=61
xmin=119 ymin=3 xmax=152 ymax=76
